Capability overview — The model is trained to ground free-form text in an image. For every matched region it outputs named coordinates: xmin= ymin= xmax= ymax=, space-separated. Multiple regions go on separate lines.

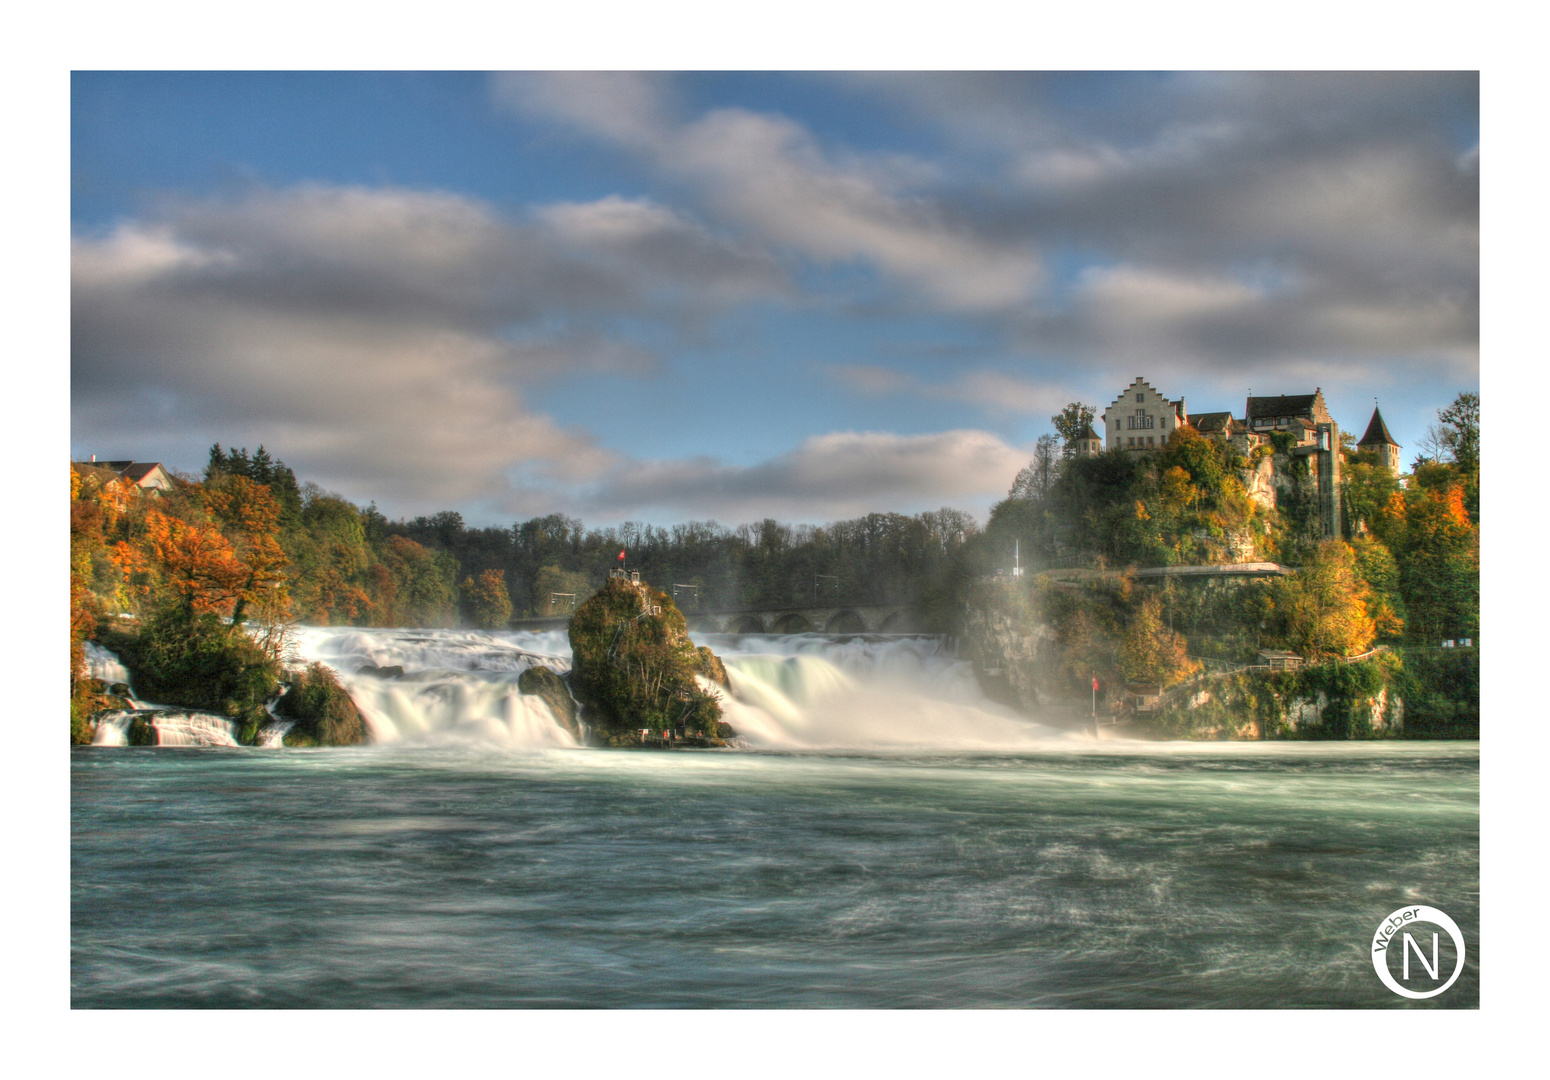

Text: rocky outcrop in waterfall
xmin=567 ymin=576 xmax=727 ymax=746
xmin=273 ymin=662 xmax=368 ymax=746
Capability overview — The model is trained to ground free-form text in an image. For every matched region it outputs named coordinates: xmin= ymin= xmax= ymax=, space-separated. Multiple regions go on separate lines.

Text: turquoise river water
xmin=72 ymin=629 xmax=1478 ymax=1008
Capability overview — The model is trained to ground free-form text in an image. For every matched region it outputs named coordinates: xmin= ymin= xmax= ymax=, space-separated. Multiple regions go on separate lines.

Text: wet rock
xmin=356 ymin=664 xmax=405 ymax=679
xmin=127 ymin=714 xmax=158 ymax=746
xmin=277 ymin=663 xmax=368 ymax=746
xmin=517 ymin=665 xmax=580 ymax=741
xmin=568 ymin=576 xmax=724 ymax=744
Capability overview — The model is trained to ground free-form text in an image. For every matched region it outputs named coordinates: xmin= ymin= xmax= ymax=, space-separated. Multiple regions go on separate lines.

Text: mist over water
xmin=73 ymin=626 xmax=1479 ymax=1008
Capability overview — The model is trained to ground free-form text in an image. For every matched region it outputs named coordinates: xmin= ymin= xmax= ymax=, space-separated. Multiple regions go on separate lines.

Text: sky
xmin=70 ymin=71 xmax=1479 ymax=528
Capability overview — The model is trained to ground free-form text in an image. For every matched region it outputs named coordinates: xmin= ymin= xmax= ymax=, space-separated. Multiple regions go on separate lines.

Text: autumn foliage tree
xmin=462 ymin=568 xmax=514 ymax=629
xmin=1266 ymin=540 xmax=1378 ymax=659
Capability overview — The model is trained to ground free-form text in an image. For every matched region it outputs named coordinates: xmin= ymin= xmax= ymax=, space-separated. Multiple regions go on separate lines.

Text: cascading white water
xmin=90 ymin=709 xmax=241 ymax=747
xmin=83 ymin=641 xmax=132 ymax=687
xmin=290 ymin=626 xmax=1070 ymax=751
xmin=84 ymin=626 xmax=1071 ymax=750
xmin=704 ymin=633 xmax=1072 ymax=749
xmin=290 ymin=626 xmax=580 ymax=747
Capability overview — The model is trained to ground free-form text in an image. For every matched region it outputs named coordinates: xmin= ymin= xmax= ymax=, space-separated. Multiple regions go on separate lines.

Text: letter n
xmin=1403 ymin=933 xmax=1439 ymax=981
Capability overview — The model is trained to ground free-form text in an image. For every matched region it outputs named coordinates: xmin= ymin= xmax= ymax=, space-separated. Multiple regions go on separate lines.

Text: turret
xmin=1357 ymin=405 xmax=1402 ymax=476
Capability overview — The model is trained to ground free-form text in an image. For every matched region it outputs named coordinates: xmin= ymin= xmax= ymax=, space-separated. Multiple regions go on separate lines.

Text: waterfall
xmin=704 ymin=633 xmax=1070 ymax=750
xmin=84 ymin=625 xmax=1071 ymax=751
xmin=290 ymin=627 xmax=580 ymax=748
xmin=84 ymin=641 xmax=132 ymax=687
xmin=89 ymin=709 xmax=240 ymax=747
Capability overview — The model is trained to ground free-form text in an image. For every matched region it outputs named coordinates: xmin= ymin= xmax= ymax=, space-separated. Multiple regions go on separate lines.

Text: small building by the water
xmin=1125 ymin=684 xmax=1164 ymax=711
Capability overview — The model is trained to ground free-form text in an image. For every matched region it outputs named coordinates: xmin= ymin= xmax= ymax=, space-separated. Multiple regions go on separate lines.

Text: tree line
xmin=70 ymin=445 xmax=984 ymax=640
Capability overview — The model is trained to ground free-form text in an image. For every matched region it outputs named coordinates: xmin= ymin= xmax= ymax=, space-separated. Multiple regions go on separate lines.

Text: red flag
xmin=1092 ymin=675 xmax=1099 ymax=691
xmin=617 ymin=549 xmax=626 ymax=561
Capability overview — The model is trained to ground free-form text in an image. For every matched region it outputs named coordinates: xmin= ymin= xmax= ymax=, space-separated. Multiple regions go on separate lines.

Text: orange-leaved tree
xmin=1269 ymin=539 xmax=1378 ymax=659
xmin=142 ymin=509 xmax=250 ymax=616
xmin=201 ymin=473 xmax=291 ymax=626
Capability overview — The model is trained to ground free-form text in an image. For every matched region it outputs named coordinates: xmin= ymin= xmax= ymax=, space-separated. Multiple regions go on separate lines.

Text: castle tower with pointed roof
xmin=1356 ymin=405 xmax=1401 ymax=476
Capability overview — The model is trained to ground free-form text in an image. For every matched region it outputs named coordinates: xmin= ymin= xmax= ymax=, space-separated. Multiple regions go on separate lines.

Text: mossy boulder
xmin=127 ymin=714 xmax=158 ymax=746
xmin=275 ymin=662 xmax=368 ymax=746
xmin=518 ymin=665 xmax=580 ymax=740
xmin=567 ymin=576 xmax=727 ymax=744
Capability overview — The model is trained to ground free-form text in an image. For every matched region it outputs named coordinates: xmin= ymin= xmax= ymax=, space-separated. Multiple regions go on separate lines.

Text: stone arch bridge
xmin=683 ymin=603 xmax=925 ymax=635
xmin=509 ymin=602 xmax=926 ymax=635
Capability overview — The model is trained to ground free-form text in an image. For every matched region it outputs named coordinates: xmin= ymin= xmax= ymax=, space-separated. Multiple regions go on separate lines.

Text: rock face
xmin=518 ymin=665 xmax=580 ymax=741
xmin=960 ymin=579 xmax=1062 ymax=715
xmin=695 ymin=646 xmax=730 ymax=691
xmin=567 ymin=576 xmax=727 ymax=745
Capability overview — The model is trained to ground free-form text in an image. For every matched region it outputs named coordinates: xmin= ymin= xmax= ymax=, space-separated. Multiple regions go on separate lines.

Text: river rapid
xmin=71 ymin=627 xmax=1479 ymax=1008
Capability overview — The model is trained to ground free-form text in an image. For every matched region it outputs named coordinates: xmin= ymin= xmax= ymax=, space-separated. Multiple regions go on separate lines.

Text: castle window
xmin=1136 ymin=393 xmax=1144 ymax=402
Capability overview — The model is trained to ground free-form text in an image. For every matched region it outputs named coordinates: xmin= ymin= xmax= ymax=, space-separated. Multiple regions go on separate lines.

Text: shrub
xmin=115 ymin=603 xmax=283 ymax=742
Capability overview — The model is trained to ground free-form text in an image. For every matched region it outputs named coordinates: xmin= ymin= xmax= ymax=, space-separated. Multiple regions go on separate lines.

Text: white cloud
xmin=498 ymin=73 xmax=1043 ymax=312
xmin=579 ymin=429 xmax=1028 ymax=522
xmin=72 ymin=184 xmax=787 ymax=515
xmin=829 ymin=364 xmax=1069 ymax=417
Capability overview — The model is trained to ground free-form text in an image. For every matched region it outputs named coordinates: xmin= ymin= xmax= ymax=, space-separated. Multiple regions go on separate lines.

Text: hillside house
xmin=76 ymin=459 xmax=175 ymax=493
xmin=1102 ymin=378 xmax=1188 ymax=453
xmin=1243 ymin=390 xmax=1343 ymax=539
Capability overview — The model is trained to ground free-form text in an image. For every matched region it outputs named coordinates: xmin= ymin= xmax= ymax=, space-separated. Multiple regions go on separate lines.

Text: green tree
xmin=1437 ymin=392 xmax=1479 ymax=475
xmin=375 ymin=535 xmax=458 ymax=627
xmin=1052 ymin=402 xmax=1098 ymax=455
xmin=1378 ymin=474 xmax=1478 ymax=643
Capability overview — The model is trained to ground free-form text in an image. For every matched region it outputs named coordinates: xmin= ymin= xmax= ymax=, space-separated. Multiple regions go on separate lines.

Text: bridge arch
xmin=727 ymin=614 xmax=766 ymax=634
xmin=879 ymin=609 xmax=923 ymax=633
xmin=771 ymin=612 xmax=815 ymax=634
xmin=824 ymin=609 xmax=867 ymax=634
